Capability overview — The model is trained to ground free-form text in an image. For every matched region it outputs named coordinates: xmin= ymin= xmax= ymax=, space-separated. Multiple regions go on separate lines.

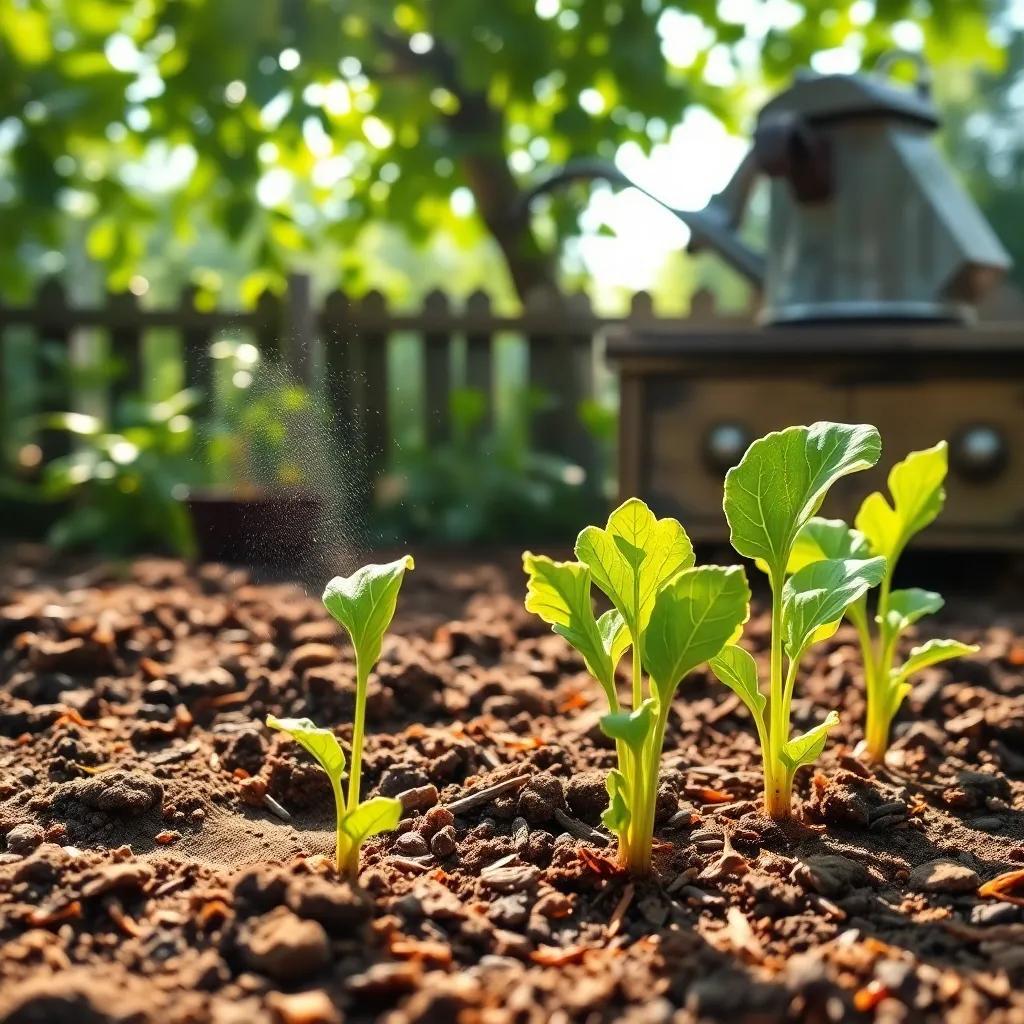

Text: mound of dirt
xmin=1 ymin=552 xmax=1022 ymax=1023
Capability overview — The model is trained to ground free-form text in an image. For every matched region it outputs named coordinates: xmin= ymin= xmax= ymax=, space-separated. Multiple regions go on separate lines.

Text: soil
xmin=1 ymin=549 xmax=1023 ymax=1024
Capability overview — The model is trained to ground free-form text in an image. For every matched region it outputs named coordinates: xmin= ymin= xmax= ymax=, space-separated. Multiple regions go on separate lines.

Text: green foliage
xmin=0 ymin=340 xmax=328 ymax=556
xmin=793 ymin=442 xmax=978 ymax=761
xmin=2 ymin=387 xmax=200 ymax=556
xmin=575 ymin=496 xmax=695 ymax=636
xmin=266 ymin=715 xmax=401 ymax=877
xmin=524 ymin=500 xmax=748 ymax=875
xmin=725 ymin=422 xmax=881 ymax=579
xmin=268 ymin=557 xmax=412 ymax=879
xmin=373 ymin=387 xmax=609 ymax=544
xmin=266 ymin=715 xmax=346 ymax=782
xmin=323 ymin=555 xmax=415 ymax=671
xmin=782 ymin=557 xmax=886 ymax=657
xmin=711 ymin=421 xmax=882 ymax=820
xmin=522 ymin=553 xmax=624 ymax=703
xmin=855 ymin=442 xmax=948 ymax=567
xmin=203 ymin=343 xmax=322 ymax=491
xmin=0 ymin=0 xmax=998 ymax=299
xmin=642 ymin=565 xmax=750 ymax=703
xmin=943 ymin=28 xmax=1024 ymax=294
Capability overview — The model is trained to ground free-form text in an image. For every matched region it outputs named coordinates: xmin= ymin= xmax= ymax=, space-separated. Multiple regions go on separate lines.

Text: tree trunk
xmin=372 ymin=30 xmax=558 ymax=302
xmin=449 ymin=94 xmax=557 ymax=302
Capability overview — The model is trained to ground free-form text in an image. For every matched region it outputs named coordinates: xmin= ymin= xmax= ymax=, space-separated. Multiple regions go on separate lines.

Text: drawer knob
xmin=704 ymin=422 xmax=752 ymax=474
xmin=951 ymin=424 xmax=1007 ymax=482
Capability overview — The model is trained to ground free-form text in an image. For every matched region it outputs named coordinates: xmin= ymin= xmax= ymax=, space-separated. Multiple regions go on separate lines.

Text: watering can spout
xmin=521 ymin=157 xmax=766 ymax=285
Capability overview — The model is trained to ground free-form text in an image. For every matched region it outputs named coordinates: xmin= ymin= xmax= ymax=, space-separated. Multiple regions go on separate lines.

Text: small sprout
xmin=795 ymin=442 xmax=977 ymax=761
xmin=267 ymin=556 xmax=413 ymax=879
xmin=711 ymin=422 xmax=885 ymax=820
xmin=524 ymin=498 xmax=749 ymax=875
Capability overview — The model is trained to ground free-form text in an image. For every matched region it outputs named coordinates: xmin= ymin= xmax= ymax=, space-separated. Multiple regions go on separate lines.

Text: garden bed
xmin=0 ymin=552 xmax=1022 ymax=1024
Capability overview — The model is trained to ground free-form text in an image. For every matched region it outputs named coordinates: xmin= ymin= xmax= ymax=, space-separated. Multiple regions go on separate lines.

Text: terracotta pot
xmin=184 ymin=489 xmax=323 ymax=567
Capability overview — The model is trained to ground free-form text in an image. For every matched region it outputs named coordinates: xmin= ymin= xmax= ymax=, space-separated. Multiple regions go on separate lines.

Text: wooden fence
xmin=0 ymin=273 xmax=752 ymax=495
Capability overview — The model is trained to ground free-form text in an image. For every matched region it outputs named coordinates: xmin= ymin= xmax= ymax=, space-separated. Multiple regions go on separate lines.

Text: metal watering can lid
xmin=759 ymin=49 xmax=939 ymax=128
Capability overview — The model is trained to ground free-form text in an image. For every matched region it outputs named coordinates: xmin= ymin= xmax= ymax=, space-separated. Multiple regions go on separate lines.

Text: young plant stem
xmin=765 ymin=571 xmax=791 ymax=820
xmin=347 ymin=654 xmax=368 ymax=816
xmin=618 ymin=635 xmax=648 ymax=872
xmin=630 ymin=618 xmax=642 ymax=711
xmin=331 ymin=653 xmax=369 ymax=881
xmin=340 ymin=841 xmax=360 ymax=880
xmin=861 ymin=573 xmax=898 ymax=764
xmin=330 ymin=778 xmax=353 ymax=878
xmin=632 ymin=703 xmax=671 ymax=876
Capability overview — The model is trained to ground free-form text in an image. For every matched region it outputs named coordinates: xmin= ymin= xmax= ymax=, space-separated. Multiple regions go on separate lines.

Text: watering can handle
xmin=519 ymin=157 xmax=765 ymax=284
xmin=873 ymin=48 xmax=932 ymax=98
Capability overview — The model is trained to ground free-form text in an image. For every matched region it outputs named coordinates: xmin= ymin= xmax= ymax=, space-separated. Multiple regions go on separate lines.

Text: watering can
xmin=527 ymin=53 xmax=1011 ymax=324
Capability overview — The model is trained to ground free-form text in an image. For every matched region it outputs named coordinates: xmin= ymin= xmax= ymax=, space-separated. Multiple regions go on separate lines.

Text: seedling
xmin=793 ymin=443 xmax=977 ymax=762
xmin=710 ymin=422 xmax=886 ymax=820
xmin=524 ymin=498 xmax=749 ymax=875
xmin=267 ymin=556 xmax=414 ymax=879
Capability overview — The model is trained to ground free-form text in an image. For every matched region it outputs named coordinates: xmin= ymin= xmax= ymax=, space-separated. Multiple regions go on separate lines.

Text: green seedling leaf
xmin=575 ymin=497 xmax=694 ymax=633
xmin=780 ymin=710 xmax=841 ymax=774
xmin=892 ymin=638 xmax=978 ymax=688
xmin=601 ymin=698 xmax=656 ymax=751
xmin=882 ymin=588 xmax=944 ymax=635
xmin=342 ymin=796 xmax=402 ymax=847
xmin=598 ymin=609 xmax=631 ymax=668
xmin=602 ymin=769 xmax=630 ymax=834
xmin=709 ymin=644 xmax=765 ymax=724
xmin=523 ymin=553 xmax=620 ymax=698
xmin=323 ymin=555 xmax=415 ymax=670
xmin=856 ymin=442 xmax=947 ymax=565
xmin=266 ymin=715 xmax=346 ymax=785
xmin=724 ymin=423 xmax=881 ymax=579
xmin=643 ymin=565 xmax=751 ymax=703
xmin=782 ymin=557 xmax=886 ymax=657
xmin=787 ymin=517 xmax=871 ymax=574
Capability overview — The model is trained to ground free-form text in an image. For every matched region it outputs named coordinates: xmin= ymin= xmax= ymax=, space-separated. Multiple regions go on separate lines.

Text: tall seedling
xmin=524 ymin=499 xmax=749 ymax=875
xmin=710 ymin=423 xmax=886 ymax=820
xmin=267 ymin=556 xmax=414 ymax=879
xmin=793 ymin=443 xmax=977 ymax=761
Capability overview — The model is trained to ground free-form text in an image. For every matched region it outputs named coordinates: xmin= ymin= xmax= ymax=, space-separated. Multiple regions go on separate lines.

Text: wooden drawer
xmin=621 ymin=373 xmax=1024 ymax=547
xmin=851 ymin=381 xmax=1024 ymax=536
xmin=628 ymin=375 xmax=851 ymax=536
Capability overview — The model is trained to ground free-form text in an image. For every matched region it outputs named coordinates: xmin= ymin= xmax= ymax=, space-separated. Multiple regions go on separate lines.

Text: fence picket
xmin=321 ymin=288 xmax=356 ymax=458
xmin=464 ymin=290 xmax=493 ymax=435
xmin=106 ymin=290 xmax=143 ymax=398
xmin=34 ymin=278 xmax=73 ymax=458
xmin=526 ymin=286 xmax=581 ymax=461
xmin=422 ymin=289 xmax=451 ymax=445
xmin=355 ymin=290 xmax=389 ymax=506
xmin=253 ymin=288 xmax=283 ymax=362
xmin=284 ymin=272 xmax=316 ymax=384
xmin=179 ymin=286 xmax=210 ymax=414
xmin=0 ymin=276 xmax=760 ymax=517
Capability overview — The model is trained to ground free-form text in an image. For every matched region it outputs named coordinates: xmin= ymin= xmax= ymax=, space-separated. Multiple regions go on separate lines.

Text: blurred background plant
xmin=0 ymin=338 xmax=331 ymax=556
xmin=202 ymin=340 xmax=323 ymax=494
xmin=373 ymin=386 xmax=610 ymax=544
xmin=1 ymin=0 xmax=1022 ymax=557
xmin=2 ymin=384 xmax=200 ymax=556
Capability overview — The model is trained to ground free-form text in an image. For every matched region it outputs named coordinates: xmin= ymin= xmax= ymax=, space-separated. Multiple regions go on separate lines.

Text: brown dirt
xmin=1 ymin=550 xmax=1022 ymax=1024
